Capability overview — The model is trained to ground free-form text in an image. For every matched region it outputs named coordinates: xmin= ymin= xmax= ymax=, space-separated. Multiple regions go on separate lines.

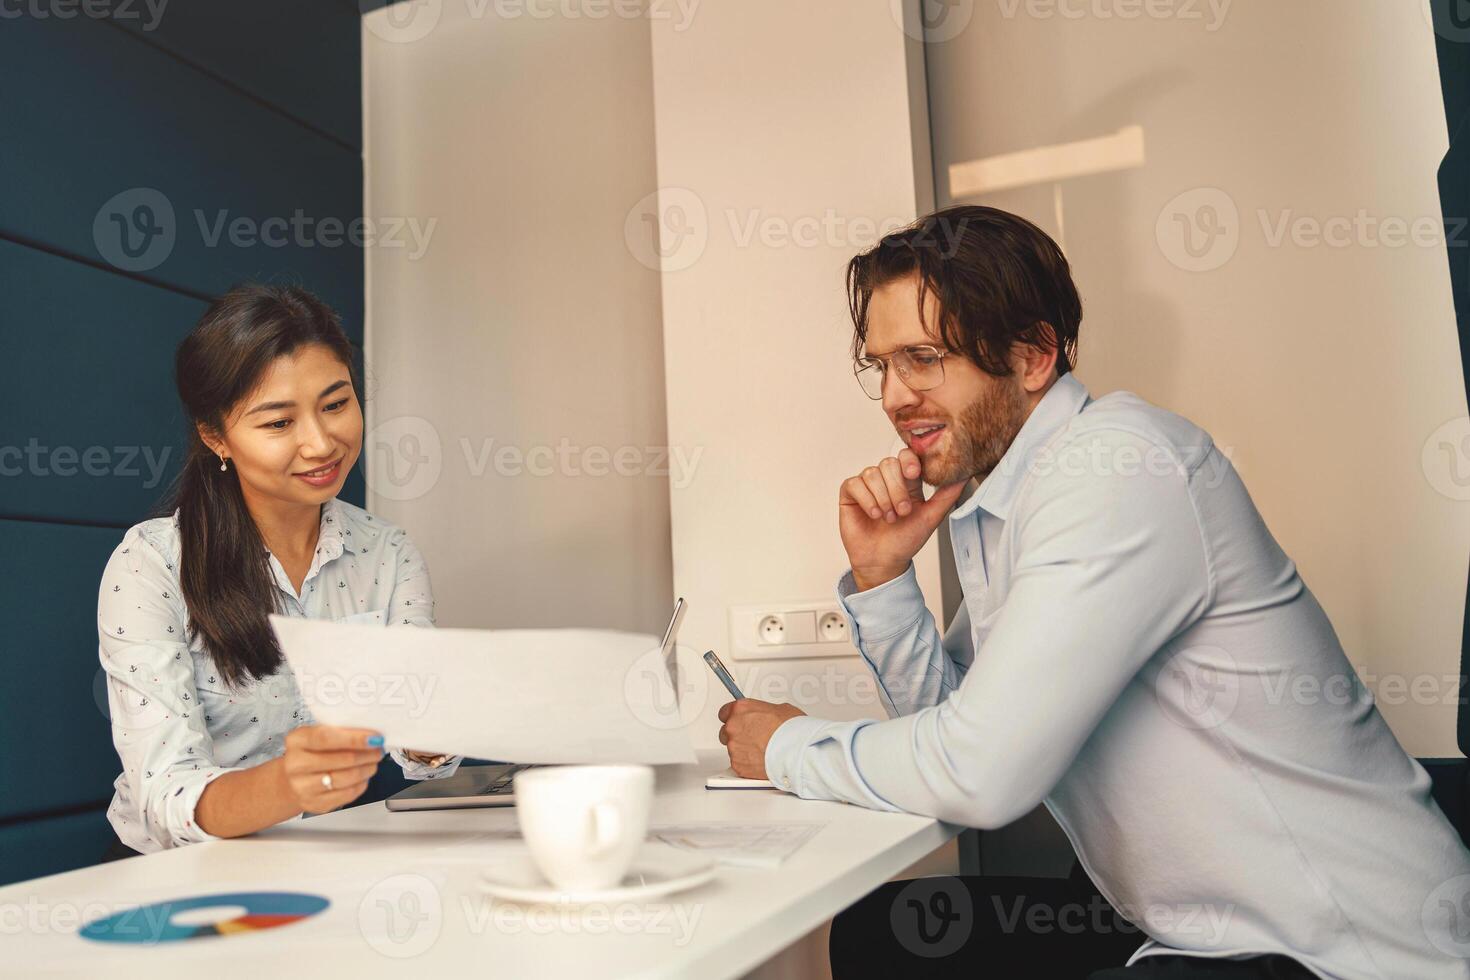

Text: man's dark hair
xmin=846 ymin=205 xmax=1081 ymax=377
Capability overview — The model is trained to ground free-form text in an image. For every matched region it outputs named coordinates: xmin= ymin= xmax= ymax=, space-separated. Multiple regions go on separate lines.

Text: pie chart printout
xmin=79 ymin=891 xmax=330 ymax=944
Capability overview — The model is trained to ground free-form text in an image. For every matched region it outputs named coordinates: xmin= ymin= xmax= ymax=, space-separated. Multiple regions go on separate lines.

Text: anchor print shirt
xmin=98 ymin=497 xmax=461 ymax=853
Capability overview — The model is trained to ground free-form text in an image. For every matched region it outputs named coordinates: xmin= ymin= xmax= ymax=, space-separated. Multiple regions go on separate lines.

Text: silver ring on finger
xmin=322 ymin=773 xmax=333 ymax=791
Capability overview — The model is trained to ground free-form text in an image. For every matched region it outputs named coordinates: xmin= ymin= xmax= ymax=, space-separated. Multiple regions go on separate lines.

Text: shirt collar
xmin=265 ymin=498 xmax=359 ymax=599
xmin=317 ymin=497 xmax=356 ymax=560
xmin=950 ymin=372 xmax=1091 ymax=524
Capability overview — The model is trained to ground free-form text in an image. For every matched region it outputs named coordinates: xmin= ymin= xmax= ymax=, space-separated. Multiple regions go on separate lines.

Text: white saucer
xmin=479 ymin=845 xmax=716 ymax=905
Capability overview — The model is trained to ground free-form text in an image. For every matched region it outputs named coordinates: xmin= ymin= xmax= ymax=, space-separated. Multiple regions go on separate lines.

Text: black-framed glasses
xmin=853 ymin=345 xmax=950 ymax=400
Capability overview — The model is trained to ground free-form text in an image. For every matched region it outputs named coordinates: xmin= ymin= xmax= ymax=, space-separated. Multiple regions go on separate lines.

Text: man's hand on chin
xmin=718 ymin=699 xmax=806 ymax=779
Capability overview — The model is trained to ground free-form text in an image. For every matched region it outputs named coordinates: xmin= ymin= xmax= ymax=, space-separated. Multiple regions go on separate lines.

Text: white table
xmin=3 ymin=753 xmax=957 ymax=979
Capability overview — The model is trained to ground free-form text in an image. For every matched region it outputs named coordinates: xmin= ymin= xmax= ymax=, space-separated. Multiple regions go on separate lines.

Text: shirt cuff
xmin=837 ymin=563 xmax=927 ymax=644
xmin=391 ymin=748 xmax=463 ymax=780
xmin=764 ymin=714 xmax=832 ymax=796
xmin=159 ymin=768 xmax=233 ymax=848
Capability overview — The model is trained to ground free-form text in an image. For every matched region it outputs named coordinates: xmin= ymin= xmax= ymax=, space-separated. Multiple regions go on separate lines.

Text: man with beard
xmin=717 ymin=206 xmax=1470 ymax=979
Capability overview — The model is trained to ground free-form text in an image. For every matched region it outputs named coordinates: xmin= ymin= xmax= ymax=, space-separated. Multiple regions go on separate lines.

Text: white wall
xmin=926 ymin=0 xmax=1467 ymax=757
xmin=362 ymin=2 xmax=673 ymax=634
xmin=647 ymin=0 xmax=944 ymax=755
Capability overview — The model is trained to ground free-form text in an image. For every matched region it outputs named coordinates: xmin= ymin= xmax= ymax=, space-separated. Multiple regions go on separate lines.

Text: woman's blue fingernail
xmin=367 ymin=735 xmax=385 ymax=748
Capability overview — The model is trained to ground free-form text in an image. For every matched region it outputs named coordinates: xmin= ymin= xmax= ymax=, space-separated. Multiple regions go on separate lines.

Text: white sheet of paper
xmin=270 ymin=616 xmax=696 ymax=765
xmin=649 ymin=822 xmax=825 ymax=868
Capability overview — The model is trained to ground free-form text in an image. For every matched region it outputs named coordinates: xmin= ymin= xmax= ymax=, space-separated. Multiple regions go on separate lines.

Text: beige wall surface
xmin=926 ymin=0 xmax=1467 ymax=756
xmin=362 ymin=2 xmax=674 ymax=634
xmin=648 ymin=0 xmax=943 ymax=753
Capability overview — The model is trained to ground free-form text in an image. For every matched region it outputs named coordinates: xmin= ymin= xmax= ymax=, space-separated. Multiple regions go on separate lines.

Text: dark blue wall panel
xmin=0 ymin=17 xmax=364 ymax=332
xmin=0 ymin=8 xmax=366 ymax=885
xmin=105 ymin=2 xmax=364 ymax=150
xmin=0 ymin=520 xmax=128 ymax=820
xmin=0 ymin=808 xmax=114 ymax=885
xmin=0 ymin=241 xmax=206 ymax=525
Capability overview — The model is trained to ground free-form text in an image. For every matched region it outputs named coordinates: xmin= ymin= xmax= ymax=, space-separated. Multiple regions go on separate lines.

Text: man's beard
xmin=918 ymin=378 xmax=1028 ymax=487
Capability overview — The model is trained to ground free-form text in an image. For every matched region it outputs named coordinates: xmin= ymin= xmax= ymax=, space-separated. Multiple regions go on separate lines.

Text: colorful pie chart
xmin=80 ymin=891 xmax=329 ymax=944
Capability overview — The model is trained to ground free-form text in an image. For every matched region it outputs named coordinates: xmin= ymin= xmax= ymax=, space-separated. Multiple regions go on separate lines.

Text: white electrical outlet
xmin=818 ymin=611 xmax=849 ymax=643
xmin=730 ymin=602 xmax=857 ymax=660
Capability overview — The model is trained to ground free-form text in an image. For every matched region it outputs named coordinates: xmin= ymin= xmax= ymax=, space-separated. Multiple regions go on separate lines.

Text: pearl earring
xmin=219 ymin=456 xmax=228 ymax=472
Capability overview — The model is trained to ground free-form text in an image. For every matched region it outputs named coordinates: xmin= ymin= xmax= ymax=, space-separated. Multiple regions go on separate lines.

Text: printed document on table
xmin=650 ymin=822 xmax=825 ymax=868
xmin=271 ymin=617 xmax=695 ymax=765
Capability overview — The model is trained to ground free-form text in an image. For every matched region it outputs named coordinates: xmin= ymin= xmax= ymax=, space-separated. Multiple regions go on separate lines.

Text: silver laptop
xmin=384 ymin=599 xmax=687 ymax=812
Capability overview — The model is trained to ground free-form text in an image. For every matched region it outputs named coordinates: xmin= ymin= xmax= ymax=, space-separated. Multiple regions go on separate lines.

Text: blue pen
xmin=703 ymin=650 xmax=744 ymax=700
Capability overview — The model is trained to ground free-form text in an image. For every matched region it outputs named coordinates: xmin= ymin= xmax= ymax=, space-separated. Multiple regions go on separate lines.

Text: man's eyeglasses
xmin=853 ymin=345 xmax=950 ymax=400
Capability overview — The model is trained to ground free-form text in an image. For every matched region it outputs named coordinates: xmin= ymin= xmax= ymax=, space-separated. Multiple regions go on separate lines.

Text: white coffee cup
xmin=513 ymin=764 xmax=655 ymax=892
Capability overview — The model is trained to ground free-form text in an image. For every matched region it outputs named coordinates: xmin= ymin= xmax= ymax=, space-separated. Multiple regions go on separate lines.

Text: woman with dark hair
xmin=97 ymin=284 xmax=458 ymax=856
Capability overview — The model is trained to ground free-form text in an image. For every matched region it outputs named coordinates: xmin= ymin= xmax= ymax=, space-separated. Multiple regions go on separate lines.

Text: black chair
xmin=1427 ymin=8 xmax=1470 ymax=849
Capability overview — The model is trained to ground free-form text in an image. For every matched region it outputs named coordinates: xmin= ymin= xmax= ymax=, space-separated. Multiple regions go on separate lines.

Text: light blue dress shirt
xmin=98 ymin=497 xmax=461 ymax=853
xmin=765 ymin=373 xmax=1470 ymax=979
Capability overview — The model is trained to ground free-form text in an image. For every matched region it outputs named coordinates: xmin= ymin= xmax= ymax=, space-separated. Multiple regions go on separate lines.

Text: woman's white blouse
xmin=97 ymin=497 xmax=460 ymax=853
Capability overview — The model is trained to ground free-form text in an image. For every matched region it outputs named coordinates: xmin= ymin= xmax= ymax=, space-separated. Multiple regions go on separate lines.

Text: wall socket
xmin=729 ymin=602 xmax=857 ymax=660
